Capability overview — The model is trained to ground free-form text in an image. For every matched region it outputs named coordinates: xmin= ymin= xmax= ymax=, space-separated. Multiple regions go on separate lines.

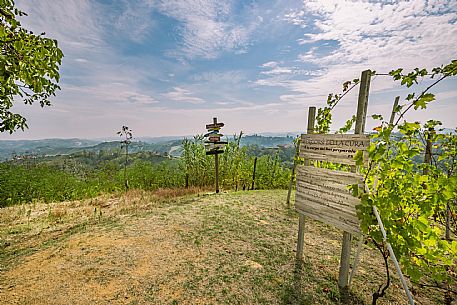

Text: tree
xmin=0 ymin=0 xmax=63 ymax=133
xmin=117 ymin=125 xmax=132 ymax=190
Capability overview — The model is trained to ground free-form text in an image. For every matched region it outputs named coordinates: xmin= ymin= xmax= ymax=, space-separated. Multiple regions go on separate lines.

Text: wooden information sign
xmin=295 ymin=134 xmax=369 ymax=235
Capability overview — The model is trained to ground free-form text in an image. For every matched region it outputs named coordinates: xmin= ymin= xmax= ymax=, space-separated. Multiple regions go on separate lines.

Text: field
xmin=0 ymin=190 xmax=445 ymax=304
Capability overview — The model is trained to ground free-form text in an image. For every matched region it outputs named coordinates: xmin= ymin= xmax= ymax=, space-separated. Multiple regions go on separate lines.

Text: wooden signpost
xmin=295 ymin=70 xmax=372 ymax=299
xmin=204 ymin=117 xmax=227 ymax=193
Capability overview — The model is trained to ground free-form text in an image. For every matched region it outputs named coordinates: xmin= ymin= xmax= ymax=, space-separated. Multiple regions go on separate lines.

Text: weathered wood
xmin=307 ymin=107 xmax=316 ymax=134
xmin=296 ymin=214 xmax=305 ymax=261
xmin=205 ymin=143 xmax=226 ymax=150
xmin=206 ymin=123 xmax=224 ymax=129
xmin=286 ymin=162 xmax=296 ymax=207
xmin=297 ymin=165 xmax=363 ymax=186
xmin=206 ymin=118 xmax=225 ymax=129
xmin=355 ymin=70 xmax=371 ymax=134
xmin=215 ymin=153 xmax=219 ymax=193
xmin=209 ymin=136 xmax=221 ymax=142
xmin=296 ymin=106 xmax=316 ymax=264
xmin=250 ymin=157 xmax=257 ymax=190
xmin=338 ymin=232 xmax=352 ymax=297
xmin=299 ymin=134 xmax=369 ymax=166
xmin=389 ymin=96 xmax=400 ymax=125
xmin=206 ymin=149 xmax=224 ymax=156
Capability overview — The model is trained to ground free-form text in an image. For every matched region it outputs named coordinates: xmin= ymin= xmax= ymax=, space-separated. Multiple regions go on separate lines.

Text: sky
xmin=2 ymin=0 xmax=457 ymax=140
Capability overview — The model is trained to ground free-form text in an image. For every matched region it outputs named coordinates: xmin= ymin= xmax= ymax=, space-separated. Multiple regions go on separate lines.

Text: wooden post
xmin=389 ymin=96 xmax=400 ymax=126
xmin=339 ymin=70 xmax=371 ymax=294
xmin=296 ymin=106 xmax=316 ymax=262
xmin=354 ymin=70 xmax=371 ymax=134
xmin=446 ymin=201 xmax=452 ymax=240
xmin=286 ymin=162 xmax=296 ymax=207
xmin=307 ymin=107 xmax=316 ymax=134
xmin=250 ymin=157 xmax=257 ymax=190
xmin=423 ymin=130 xmax=432 ymax=175
xmin=270 ymin=153 xmax=278 ymax=187
xmin=215 ymin=153 xmax=219 ymax=193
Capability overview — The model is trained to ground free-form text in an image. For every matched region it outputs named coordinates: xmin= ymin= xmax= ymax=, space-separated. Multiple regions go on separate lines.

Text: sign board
xmin=206 ymin=122 xmax=224 ymax=129
xmin=295 ymin=134 xmax=370 ymax=235
xmin=205 ymin=143 xmax=226 ymax=150
xmin=206 ymin=149 xmax=224 ymax=155
xmin=299 ymin=134 xmax=369 ymax=166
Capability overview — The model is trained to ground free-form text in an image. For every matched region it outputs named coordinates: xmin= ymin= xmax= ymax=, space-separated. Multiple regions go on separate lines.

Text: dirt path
xmin=0 ymin=190 xmax=445 ymax=304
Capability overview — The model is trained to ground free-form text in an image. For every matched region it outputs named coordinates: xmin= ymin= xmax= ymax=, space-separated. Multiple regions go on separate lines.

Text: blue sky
xmin=2 ymin=0 xmax=457 ymax=139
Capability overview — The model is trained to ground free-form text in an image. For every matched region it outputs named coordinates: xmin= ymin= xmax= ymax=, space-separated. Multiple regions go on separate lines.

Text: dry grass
xmin=0 ymin=190 xmax=450 ymax=304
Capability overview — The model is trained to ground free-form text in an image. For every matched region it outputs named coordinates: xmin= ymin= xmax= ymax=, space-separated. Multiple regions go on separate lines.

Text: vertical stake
xmin=296 ymin=106 xmax=316 ymax=262
xmin=389 ymin=96 xmax=400 ymax=126
xmin=250 ymin=157 xmax=257 ymax=190
xmin=286 ymin=161 xmax=296 ymax=207
xmin=339 ymin=70 xmax=371 ymax=295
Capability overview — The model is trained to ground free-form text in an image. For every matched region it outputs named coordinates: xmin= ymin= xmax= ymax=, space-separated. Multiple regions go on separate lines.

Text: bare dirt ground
xmin=0 ymin=189 xmax=448 ymax=304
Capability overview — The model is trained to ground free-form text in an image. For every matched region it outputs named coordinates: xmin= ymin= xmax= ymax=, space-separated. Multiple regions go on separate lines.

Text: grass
xmin=0 ymin=189 xmax=447 ymax=304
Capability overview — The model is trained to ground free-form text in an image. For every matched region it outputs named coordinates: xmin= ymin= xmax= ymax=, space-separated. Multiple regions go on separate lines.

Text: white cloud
xmin=114 ymin=0 xmax=156 ymax=42
xmin=260 ymin=0 xmax=457 ymax=105
xmin=164 ymin=87 xmax=206 ymax=104
xmin=190 ymin=71 xmax=246 ymax=84
xmin=156 ymin=0 xmax=261 ymax=59
xmin=288 ymin=0 xmax=457 ymax=72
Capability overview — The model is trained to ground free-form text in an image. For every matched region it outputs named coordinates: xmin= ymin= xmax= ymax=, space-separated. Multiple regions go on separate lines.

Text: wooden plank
xmin=295 ymin=192 xmax=360 ymax=223
xmin=295 ymin=157 xmax=364 ymax=235
xmin=209 ymin=136 xmax=221 ymax=142
xmin=295 ymin=205 xmax=360 ymax=235
xmin=206 ymin=149 xmax=224 ymax=155
xmin=295 ymin=183 xmax=360 ymax=215
xmin=297 ymin=165 xmax=362 ymax=186
xmin=299 ymin=134 xmax=369 ymax=165
xmin=206 ymin=122 xmax=224 ymax=129
xmin=204 ymin=132 xmax=223 ymax=138
xmin=205 ymin=143 xmax=226 ymax=150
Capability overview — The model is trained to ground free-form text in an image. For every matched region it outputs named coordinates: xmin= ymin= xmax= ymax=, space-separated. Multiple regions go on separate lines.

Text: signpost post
xmin=204 ymin=117 xmax=227 ymax=193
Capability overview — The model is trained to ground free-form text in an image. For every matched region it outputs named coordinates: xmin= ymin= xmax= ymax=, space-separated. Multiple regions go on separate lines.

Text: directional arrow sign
xmin=205 ymin=143 xmax=226 ymax=150
xmin=206 ymin=149 xmax=224 ymax=155
xmin=204 ymin=131 xmax=223 ymax=137
xmin=209 ymin=136 xmax=221 ymax=142
xmin=206 ymin=122 xmax=224 ymax=129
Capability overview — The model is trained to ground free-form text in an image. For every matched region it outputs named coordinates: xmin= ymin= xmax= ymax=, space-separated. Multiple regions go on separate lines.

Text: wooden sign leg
xmin=296 ymin=106 xmax=316 ymax=264
xmin=338 ymin=232 xmax=352 ymax=294
xmin=296 ymin=214 xmax=305 ymax=262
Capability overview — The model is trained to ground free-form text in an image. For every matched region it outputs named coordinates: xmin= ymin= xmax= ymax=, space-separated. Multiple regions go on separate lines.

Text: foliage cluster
xmin=0 ymin=0 xmax=63 ymax=133
xmin=0 ymin=133 xmax=292 ymax=207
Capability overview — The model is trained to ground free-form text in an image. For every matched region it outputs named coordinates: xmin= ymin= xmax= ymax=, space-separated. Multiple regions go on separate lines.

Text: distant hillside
xmin=0 ymin=138 xmax=100 ymax=160
xmin=0 ymin=134 xmax=296 ymax=161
